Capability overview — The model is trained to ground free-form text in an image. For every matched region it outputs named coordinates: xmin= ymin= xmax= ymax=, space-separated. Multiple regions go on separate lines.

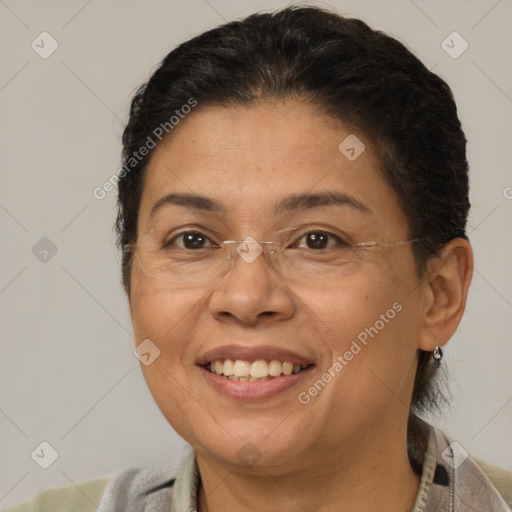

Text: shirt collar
xmin=170 ymin=425 xmax=508 ymax=512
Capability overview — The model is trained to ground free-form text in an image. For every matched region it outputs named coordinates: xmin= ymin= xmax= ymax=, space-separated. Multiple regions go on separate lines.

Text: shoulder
xmin=1 ymin=450 xmax=195 ymax=512
xmin=1 ymin=468 xmax=176 ymax=512
xmin=95 ymin=450 xmax=196 ymax=511
xmin=0 ymin=476 xmax=112 ymax=512
xmin=472 ymin=455 xmax=512 ymax=510
xmin=432 ymin=427 xmax=512 ymax=511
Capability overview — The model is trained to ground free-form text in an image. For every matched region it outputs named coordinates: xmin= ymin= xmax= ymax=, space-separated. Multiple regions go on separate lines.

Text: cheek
xmin=300 ymin=265 xmax=420 ymax=394
xmin=299 ymin=269 xmax=406 ymax=346
xmin=129 ymin=271 xmax=208 ymax=363
xmin=129 ymin=275 xmax=212 ymax=438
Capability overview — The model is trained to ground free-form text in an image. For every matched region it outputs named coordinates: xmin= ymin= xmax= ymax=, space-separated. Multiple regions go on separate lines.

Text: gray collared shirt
xmin=96 ymin=425 xmax=511 ymax=511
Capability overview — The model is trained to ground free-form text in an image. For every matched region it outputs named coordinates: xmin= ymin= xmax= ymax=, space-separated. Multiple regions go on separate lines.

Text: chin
xmin=185 ymin=416 xmax=314 ymax=471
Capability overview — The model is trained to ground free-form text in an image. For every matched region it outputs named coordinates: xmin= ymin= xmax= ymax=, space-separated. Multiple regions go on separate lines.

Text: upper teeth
xmin=209 ymin=359 xmax=305 ymax=379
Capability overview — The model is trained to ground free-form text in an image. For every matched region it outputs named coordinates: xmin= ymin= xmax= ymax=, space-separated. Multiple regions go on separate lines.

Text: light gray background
xmin=1 ymin=0 xmax=511 ymax=507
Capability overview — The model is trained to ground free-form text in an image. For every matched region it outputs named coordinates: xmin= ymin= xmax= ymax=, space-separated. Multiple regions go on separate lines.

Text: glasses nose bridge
xmin=224 ymin=237 xmax=279 ymax=272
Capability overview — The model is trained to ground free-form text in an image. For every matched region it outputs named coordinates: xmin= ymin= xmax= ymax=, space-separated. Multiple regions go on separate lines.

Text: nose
xmin=208 ymin=245 xmax=295 ymax=326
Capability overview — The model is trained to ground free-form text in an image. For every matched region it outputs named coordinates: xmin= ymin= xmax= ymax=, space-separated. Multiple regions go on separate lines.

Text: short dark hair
xmin=116 ymin=5 xmax=469 ymax=465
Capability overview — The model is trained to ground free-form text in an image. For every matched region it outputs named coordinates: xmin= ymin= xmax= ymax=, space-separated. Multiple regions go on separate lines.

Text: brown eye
xmin=166 ymin=232 xmax=213 ymax=250
xmin=295 ymin=231 xmax=347 ymax=250
xmin=305 ymin=232 xmax=328 ymax=249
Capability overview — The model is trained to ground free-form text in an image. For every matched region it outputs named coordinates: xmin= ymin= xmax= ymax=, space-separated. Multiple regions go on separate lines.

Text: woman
xmin=5 ymin=5 xmax=510 ymax=512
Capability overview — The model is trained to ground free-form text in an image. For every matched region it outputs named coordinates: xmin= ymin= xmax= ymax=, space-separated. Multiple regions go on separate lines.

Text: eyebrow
xmin=273 ymin=191 xmax=371 ymax=215
xmin=149 ymin=191 xmax=371 ymax=218
xmin=150 ymin=193 xmax=224 ymax=218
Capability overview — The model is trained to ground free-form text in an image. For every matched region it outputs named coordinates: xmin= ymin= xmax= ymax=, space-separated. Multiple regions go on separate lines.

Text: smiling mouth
xmin=204 ymin=359 xmax=312 ymax=382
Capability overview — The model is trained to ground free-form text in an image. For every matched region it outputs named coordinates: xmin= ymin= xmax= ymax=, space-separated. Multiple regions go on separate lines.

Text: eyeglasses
xmin=124 ymin=227 xmax=419 ymax=283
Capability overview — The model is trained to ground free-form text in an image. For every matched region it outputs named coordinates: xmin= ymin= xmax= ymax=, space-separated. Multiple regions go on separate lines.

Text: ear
xmin=418 ymin=238 xmax=473 ymax=351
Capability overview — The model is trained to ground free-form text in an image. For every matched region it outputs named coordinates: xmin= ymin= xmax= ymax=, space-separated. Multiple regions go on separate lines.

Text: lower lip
xmin=198 ymin=366 xmax=314 ymax=401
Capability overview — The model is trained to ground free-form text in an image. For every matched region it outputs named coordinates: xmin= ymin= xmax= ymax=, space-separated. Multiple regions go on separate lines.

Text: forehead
xmin=139 ymin=101 xmax=406 ymax=232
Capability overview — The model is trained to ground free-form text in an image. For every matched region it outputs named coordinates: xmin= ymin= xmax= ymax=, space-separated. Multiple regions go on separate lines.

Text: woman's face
xmin=129 ymin=101 xmax=429 ymax=473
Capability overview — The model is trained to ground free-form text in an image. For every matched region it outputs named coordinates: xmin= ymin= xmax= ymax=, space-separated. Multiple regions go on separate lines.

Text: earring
xmin=432 ymin=339 xmax=442 ymax=361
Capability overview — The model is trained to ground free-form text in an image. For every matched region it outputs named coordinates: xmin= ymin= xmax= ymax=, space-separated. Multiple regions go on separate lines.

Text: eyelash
xmin=164 ymin=232 xmax=216 ymax=250
xmin=292 ymin=231 xmax=349 ymax=249
xmin=163 ymin=230 xmax=350 ymax=250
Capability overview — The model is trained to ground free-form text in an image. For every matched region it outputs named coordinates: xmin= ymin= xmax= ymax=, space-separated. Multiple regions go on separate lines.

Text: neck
xmin=196 ymin=424 xmax=420 ymax=512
